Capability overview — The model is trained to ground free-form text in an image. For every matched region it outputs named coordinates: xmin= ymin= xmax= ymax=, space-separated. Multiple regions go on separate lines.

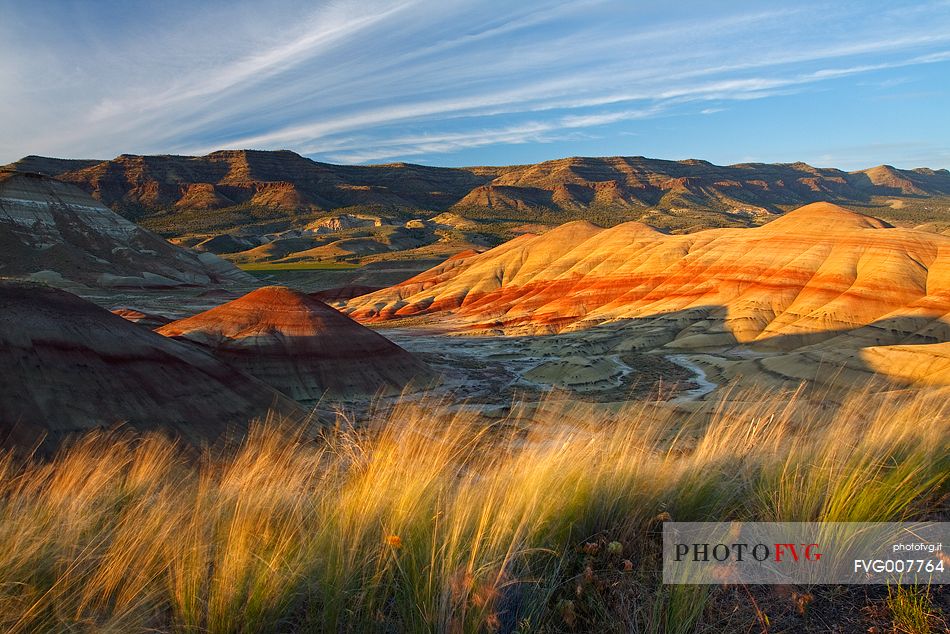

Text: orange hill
xmin=344 ymin=203 xmax=950 ymax=385
xmin=158 ymin=286 xmax=432 ymax=401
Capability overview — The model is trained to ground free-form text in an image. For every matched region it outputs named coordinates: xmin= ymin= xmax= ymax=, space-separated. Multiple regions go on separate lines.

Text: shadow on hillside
xmin=481 ymin=303 xmax=950 ymax=395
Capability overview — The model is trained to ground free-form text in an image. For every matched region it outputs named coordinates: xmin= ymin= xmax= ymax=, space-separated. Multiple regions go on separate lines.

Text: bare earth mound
xmin=861 ymin=341 xmax=950 ymax=385
xmin=0 ymin=282 xmax=301 ymax=448
xmin=158 ymin=286 xmax=433 ymax=401
xmin=345 ymin=203 xmax=950 ymax=388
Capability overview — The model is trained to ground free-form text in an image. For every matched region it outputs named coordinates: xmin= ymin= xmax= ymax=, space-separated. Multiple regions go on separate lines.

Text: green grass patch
xmin=888 ymin=584 xmax=942 ymax=634
xmin=236 ymin=260 xmax=360 ymax=271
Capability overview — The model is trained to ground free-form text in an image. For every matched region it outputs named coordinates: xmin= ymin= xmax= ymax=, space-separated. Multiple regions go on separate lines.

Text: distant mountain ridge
xmin=7 ymin=150 xmax=950 ymax=220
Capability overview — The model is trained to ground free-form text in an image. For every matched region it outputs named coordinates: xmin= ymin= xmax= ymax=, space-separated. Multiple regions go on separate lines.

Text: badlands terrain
xmin=2 ymin=158 xmax=949 ymax=437
xmin=157 ymin=286 xmax=433 ymax=403
xmin=3 ymin=152 xmax=949 ymax=418
xmin=343 ymin=202 xmax=950 ymax=398
xmin=0 ymin=154 xmax=948 ymax=633
xmin=6 ymin=150 xmax=950 ymax=272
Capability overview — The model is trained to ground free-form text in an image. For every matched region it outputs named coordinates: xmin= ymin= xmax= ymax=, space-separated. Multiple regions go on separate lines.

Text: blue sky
xmin=1 ymin=0 xmax=949 ymax=169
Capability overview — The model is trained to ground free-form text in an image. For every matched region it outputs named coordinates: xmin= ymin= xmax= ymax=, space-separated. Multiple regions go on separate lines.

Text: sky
xmin=1 ymin=0 xmax=949 ymax=169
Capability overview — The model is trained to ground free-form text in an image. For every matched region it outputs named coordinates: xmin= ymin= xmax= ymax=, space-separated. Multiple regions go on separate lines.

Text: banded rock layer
xmin=0 ymin=170 xmax=252 ymax=288
xmin=0 ymin=282 xmax=300 ymax=448
xmin=158 ymin=286 xmax=432 ymax=401
xmin=345 ymin=203 xmax=950 ymax=384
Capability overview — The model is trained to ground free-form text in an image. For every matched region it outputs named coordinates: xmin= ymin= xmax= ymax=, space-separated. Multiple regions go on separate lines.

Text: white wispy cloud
xmin=0 ymin=0 xmax=948 ymax=166
xmin=87 ymin=2 xmax=421 ymax=123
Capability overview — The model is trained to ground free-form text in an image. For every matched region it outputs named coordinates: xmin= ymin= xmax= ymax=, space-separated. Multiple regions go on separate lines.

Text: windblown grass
xmin=0 ymin=386 xmax=946 ymax=632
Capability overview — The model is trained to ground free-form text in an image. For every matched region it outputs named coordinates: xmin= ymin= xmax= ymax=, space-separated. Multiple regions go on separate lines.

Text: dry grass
xmin=0 ymin=385 xmax=946 ymax=633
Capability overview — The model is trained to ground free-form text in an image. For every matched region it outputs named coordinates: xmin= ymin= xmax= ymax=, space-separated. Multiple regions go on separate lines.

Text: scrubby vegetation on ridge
xmin=0 ymin=386 xmax=947 ymax=633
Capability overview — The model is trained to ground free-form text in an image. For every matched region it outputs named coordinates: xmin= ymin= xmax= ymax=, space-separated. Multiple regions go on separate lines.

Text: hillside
xmin=7 ymin=151 xmax=949 ymax=231
xmin=8 ymin=150 xmax=949 ymax=271
xmin=157 ymin=285 xmax=433 ymax=401
xmin=0 ymin=170 xmax=253 ymax=289
xmin=6 ymin=150 xmax=488 ymax=219
xmin=343 ymin=202 xmax=950 ymax=390
xmin=0 ymin=282 xmax=302 ymax=447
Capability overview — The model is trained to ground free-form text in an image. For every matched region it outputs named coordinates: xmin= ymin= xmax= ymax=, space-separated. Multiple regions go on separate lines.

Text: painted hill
xmin=7 ymin=151 xmax=949 ymax=223
xmin=0 ymin=170 xmax=253 ymax=289
xmin=0 ymin=282 xmax=301 ymax=448
xmin=343 ymin=203 xmax=950 ymax=386
xmin=861 ymin=342 xmax=950 ymax=385
xmin=157 ymin=286 xmax=433 ymax=401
